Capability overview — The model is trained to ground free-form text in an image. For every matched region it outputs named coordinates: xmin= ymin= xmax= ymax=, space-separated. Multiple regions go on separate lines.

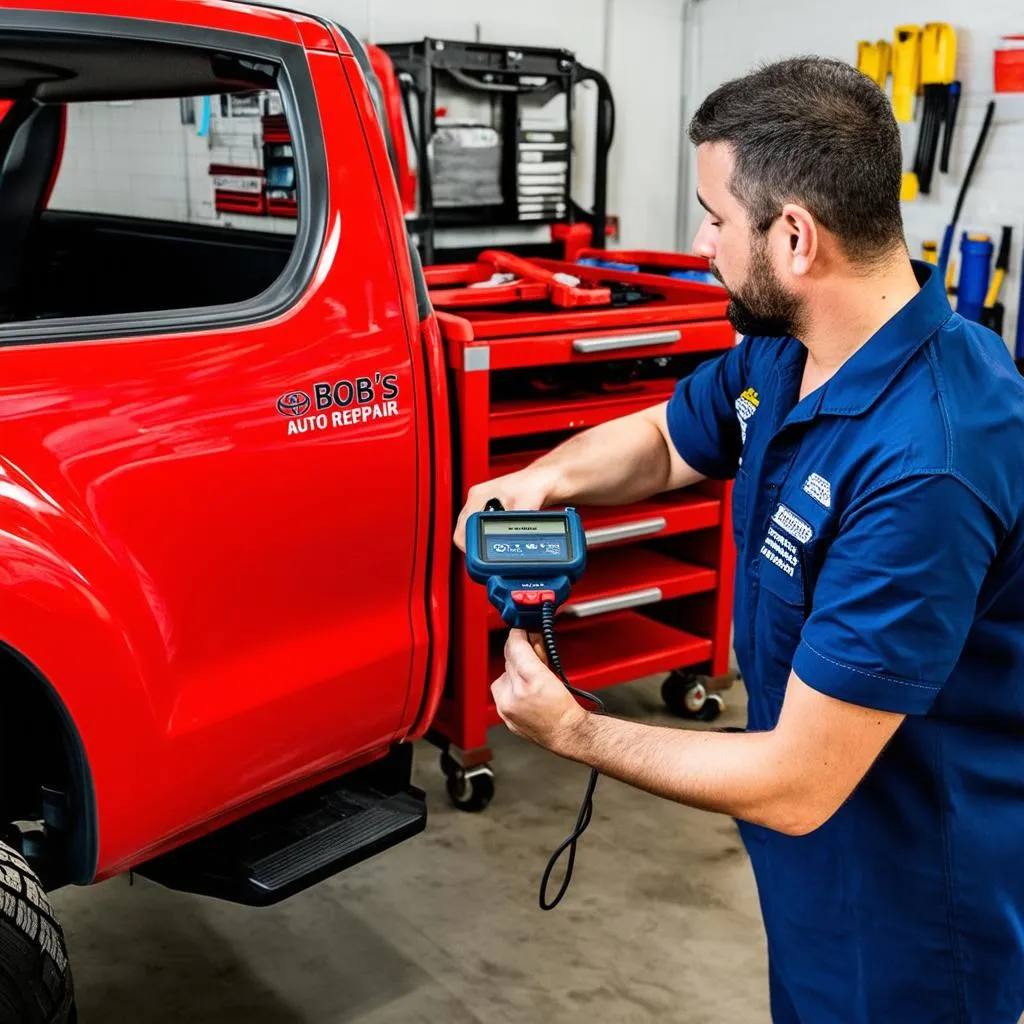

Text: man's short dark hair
xmin=689 ymin=56 xmax=905 ymax=263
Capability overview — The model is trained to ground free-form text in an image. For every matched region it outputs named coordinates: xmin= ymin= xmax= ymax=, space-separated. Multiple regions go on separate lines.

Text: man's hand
xmin=453 ymin=466 xmax=561 ymax=552
xmin=491 ymin=630 xmax=588 ymax=753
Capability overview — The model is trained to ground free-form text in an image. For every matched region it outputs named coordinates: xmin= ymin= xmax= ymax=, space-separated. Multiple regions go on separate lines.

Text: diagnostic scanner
xmin=465 ymin=507 xmax=587 ymax=630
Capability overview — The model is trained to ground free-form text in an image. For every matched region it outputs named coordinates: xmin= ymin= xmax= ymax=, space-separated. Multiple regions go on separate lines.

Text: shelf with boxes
xmin=425 ymin=253 xmax=738 ymax=809
xmin=207 ymin=92 xmax=297 ymax=221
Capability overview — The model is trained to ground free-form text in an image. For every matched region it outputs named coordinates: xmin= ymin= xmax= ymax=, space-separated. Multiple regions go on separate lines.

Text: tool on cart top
xmin=425 ymin=251 xmax=729 ymax=342
xmin=427 ymin=250 xmax=613 ymax=309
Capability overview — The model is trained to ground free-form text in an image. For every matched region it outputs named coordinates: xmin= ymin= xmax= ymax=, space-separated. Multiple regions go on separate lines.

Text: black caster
xmin=661 ymin=672 xmax=724 ymax=722
xmin=441 ymin=752 xmax=495 ymax=813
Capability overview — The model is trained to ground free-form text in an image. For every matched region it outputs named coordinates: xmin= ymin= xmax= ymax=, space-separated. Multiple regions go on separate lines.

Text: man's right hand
xmin=453 ymin=465 xmax=562 ymax=553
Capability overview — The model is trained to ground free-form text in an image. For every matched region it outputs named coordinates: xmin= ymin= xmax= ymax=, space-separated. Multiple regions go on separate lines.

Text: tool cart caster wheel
xmin=440 ymin=753 xmax=495 ymax=813
xmin=661 ymin=672 xmax=725 ymax=722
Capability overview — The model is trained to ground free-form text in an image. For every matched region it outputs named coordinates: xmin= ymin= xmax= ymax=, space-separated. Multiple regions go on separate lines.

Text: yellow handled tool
xmin=857 ymin=39 xmax=892 ymax=88
xmin=911 ymin=24 xmax=958 ymax=194
xmin=984 ymin=227 xmax=1012 ymax=308
xmin=892 ymin=25 xmax=921 ymax=122
xmin=981 ymin=227 xmax=1013 ymax=337
xmin=922 ymin=241 xmax=938 ymax=265
xmin=921 ymin=23 xmax=956 ymax=85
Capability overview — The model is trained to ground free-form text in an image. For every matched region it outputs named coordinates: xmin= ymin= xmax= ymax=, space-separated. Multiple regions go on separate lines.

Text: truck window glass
xmin=0 ymin=34 xmax=304 ymax=325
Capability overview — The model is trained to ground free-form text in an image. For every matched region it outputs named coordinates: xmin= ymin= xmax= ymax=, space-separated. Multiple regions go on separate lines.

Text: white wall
xmin=48 ymin=96 xmax=299 ymax=235
xmin=683 ymin=0 xmax=1024 ymax=352
xmin=294 ymin=0 xmax=688 ymax=249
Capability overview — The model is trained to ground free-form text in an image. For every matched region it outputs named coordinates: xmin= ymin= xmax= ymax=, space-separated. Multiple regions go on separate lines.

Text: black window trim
xmin=0 ymin=10 xmax=328 ymax=347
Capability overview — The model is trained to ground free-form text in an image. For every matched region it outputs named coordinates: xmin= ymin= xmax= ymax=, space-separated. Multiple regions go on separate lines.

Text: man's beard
xmin=711 ymin=243 xmax=803 ymax=338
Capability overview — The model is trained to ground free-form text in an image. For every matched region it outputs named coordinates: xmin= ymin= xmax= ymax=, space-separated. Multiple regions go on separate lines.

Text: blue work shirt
xmin=666 ymin=260 xmax=1024 ymax=1024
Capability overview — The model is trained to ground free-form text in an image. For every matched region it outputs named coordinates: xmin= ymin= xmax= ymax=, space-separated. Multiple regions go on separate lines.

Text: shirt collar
xmin=817 ymin=259 xmax=953 ymax=417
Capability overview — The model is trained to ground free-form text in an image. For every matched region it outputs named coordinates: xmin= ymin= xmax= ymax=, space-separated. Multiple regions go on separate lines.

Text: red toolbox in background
xmin=426 ymin=253 xmax=739 ymax=810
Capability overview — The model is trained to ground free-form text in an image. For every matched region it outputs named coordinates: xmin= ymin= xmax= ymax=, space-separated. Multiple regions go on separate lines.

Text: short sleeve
xmin=665 ymin=339 xmax=747 ymax=480
xmin=793 ymin=474 xmax=1000 ymax=715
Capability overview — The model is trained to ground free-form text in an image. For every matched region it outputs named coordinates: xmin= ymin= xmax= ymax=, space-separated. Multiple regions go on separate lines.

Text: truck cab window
xmin=0 ymin=35 xmax=303 ymax=325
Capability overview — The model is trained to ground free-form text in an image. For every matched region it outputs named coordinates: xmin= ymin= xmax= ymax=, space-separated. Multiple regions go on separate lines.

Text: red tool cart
xmin=426 ymin=252 xmax=738 ymax=811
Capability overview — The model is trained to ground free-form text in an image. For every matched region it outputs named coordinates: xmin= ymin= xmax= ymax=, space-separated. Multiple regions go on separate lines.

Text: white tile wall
xmin=684 ymin=0 xmax=1024 ymax=353
xmin=47 ymin=94 xmax=301 ymax=234
xmin=49 ymin=98 xmax=202 ymax=223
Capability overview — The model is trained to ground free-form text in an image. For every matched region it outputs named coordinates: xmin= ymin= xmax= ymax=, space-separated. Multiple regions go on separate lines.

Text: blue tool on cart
xmin=577 ymin=255 xmax=722 ymax=288
xmin=464 ymin=500 xmax=601 ymax=911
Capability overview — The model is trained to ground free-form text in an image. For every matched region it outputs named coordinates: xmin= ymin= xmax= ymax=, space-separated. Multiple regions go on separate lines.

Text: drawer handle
xmin=564 ymin=587 xmax=664 ymax=618
xmin=585 ymin=516 xmax=667 ymax=547
xmin=572 ymin=329 xmax=682 ymax=354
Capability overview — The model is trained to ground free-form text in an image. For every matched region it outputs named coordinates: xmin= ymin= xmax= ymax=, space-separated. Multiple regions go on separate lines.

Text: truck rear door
xmin=0 ymin=3 xmax=432 ymax=866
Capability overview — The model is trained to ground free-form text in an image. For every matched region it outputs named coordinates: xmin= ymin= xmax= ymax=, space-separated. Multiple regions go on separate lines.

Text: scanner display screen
xmin=481 ymin=518 xmax=570 ymax=563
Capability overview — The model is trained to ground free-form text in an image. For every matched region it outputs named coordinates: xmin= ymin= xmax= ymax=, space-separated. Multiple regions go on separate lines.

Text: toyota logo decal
xmin=277 ymin=391 xmax=312 ymax=417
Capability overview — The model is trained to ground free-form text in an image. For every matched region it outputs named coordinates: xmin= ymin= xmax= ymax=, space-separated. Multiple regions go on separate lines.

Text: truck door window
xmin=0 ymin=30 xmax=323 ymax=335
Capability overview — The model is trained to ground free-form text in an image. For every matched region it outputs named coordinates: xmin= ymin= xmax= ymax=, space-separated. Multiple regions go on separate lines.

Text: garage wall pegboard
xmin=681 ymin=0 xmax=1024 ymax=354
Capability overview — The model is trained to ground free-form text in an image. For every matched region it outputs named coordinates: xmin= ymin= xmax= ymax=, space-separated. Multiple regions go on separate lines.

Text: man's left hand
xmin=491 ymin=629 xmax=588 ymax=753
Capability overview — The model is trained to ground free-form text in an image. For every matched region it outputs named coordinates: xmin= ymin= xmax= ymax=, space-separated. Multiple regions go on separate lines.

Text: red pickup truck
xmin=0 ymin=2 xmax=730 ymax=1019
xmin=0 ymin=2 xmax=459 ymax=1017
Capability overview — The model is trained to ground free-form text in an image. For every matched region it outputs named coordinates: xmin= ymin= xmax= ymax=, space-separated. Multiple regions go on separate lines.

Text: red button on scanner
xmin=511 ymin=589 xmax=555 ymax=605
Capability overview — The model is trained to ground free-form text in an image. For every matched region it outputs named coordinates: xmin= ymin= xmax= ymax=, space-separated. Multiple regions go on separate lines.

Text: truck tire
xmin=0 ymin=841 xmax=75 ymax=1024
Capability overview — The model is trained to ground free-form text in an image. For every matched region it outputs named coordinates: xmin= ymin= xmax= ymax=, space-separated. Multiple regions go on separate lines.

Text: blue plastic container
xmin=956 ymin=233 xmax=993 ymax=324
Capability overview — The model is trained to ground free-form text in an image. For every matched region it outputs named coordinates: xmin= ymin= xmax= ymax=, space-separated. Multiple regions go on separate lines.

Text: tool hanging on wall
xmin=910 ymin=23 xmax=959 ymax=195
xmin=892 ymin=25 xmax=921 ymax=122
xmin=980 ymin=226 xmax=1012 ymax=336
xmin=938 ymin=99 xmax=996 ymax=274
xmin=893 ymin=25 xmax=922 ymax=200
xmin=857 ymin=39 xmax=893 ymax=88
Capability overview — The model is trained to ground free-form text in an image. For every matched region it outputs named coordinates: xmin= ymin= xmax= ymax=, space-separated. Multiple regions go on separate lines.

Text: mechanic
xmin=454 ymin=57 xmax=1024 ymax=1024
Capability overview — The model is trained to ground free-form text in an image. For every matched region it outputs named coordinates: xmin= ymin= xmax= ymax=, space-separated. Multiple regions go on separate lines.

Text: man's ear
xmin=780 ymin=202 xmax=817 ymax=277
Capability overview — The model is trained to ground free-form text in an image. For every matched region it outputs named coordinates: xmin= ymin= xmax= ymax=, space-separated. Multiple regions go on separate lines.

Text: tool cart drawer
xmin=428 ymin=249 xmax=737 ymax=772
xmin=486 ymin=610 xmax=714 ymax=725
xmin=485 ymin=546 xmax=718 ymax=631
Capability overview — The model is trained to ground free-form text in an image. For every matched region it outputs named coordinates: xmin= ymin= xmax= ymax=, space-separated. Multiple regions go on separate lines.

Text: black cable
xmin=538 ymin=600 xmax=604 ymax=911
xmin=952 ymin=99 xmax=995 ymax=227
xmin=481 ymin=496 xmax=604 ymax=909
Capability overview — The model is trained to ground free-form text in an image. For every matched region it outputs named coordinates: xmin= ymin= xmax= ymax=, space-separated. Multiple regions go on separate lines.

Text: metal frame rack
xmin=379 ymin=37 xmax=614 ymax=266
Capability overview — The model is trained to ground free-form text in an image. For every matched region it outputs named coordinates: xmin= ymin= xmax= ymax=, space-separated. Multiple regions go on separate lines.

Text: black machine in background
xmin=379 ymin=38 xmax=614 ymax=265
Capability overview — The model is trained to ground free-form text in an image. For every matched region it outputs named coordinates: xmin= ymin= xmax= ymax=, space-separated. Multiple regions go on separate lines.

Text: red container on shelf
xmin=995 ymin=37 xmax=1024 ymax=93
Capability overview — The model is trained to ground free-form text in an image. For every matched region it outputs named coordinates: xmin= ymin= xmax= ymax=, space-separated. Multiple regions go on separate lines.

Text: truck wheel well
xmin=0 ymin=643 xmax=97 ymax=887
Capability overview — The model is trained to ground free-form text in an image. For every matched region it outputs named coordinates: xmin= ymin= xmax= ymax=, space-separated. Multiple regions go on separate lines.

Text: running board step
xmin=136 ymin=747 xmax=426 ymax=906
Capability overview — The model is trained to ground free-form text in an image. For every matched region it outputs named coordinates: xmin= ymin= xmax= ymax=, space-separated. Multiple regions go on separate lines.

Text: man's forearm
xmin=555 ymin=712 xmax=815 ymax=836
xmin=531 ymin=408 xmax=698 ymax=507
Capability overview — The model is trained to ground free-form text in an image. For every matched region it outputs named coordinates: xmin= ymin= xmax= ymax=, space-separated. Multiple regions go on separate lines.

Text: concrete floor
xmin=51 ymin=677 xmax=770 ymax=1023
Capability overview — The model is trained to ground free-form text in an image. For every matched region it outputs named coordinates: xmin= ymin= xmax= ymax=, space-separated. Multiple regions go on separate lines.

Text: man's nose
xmin=692 ymin=214 xmax=716 ymax=259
